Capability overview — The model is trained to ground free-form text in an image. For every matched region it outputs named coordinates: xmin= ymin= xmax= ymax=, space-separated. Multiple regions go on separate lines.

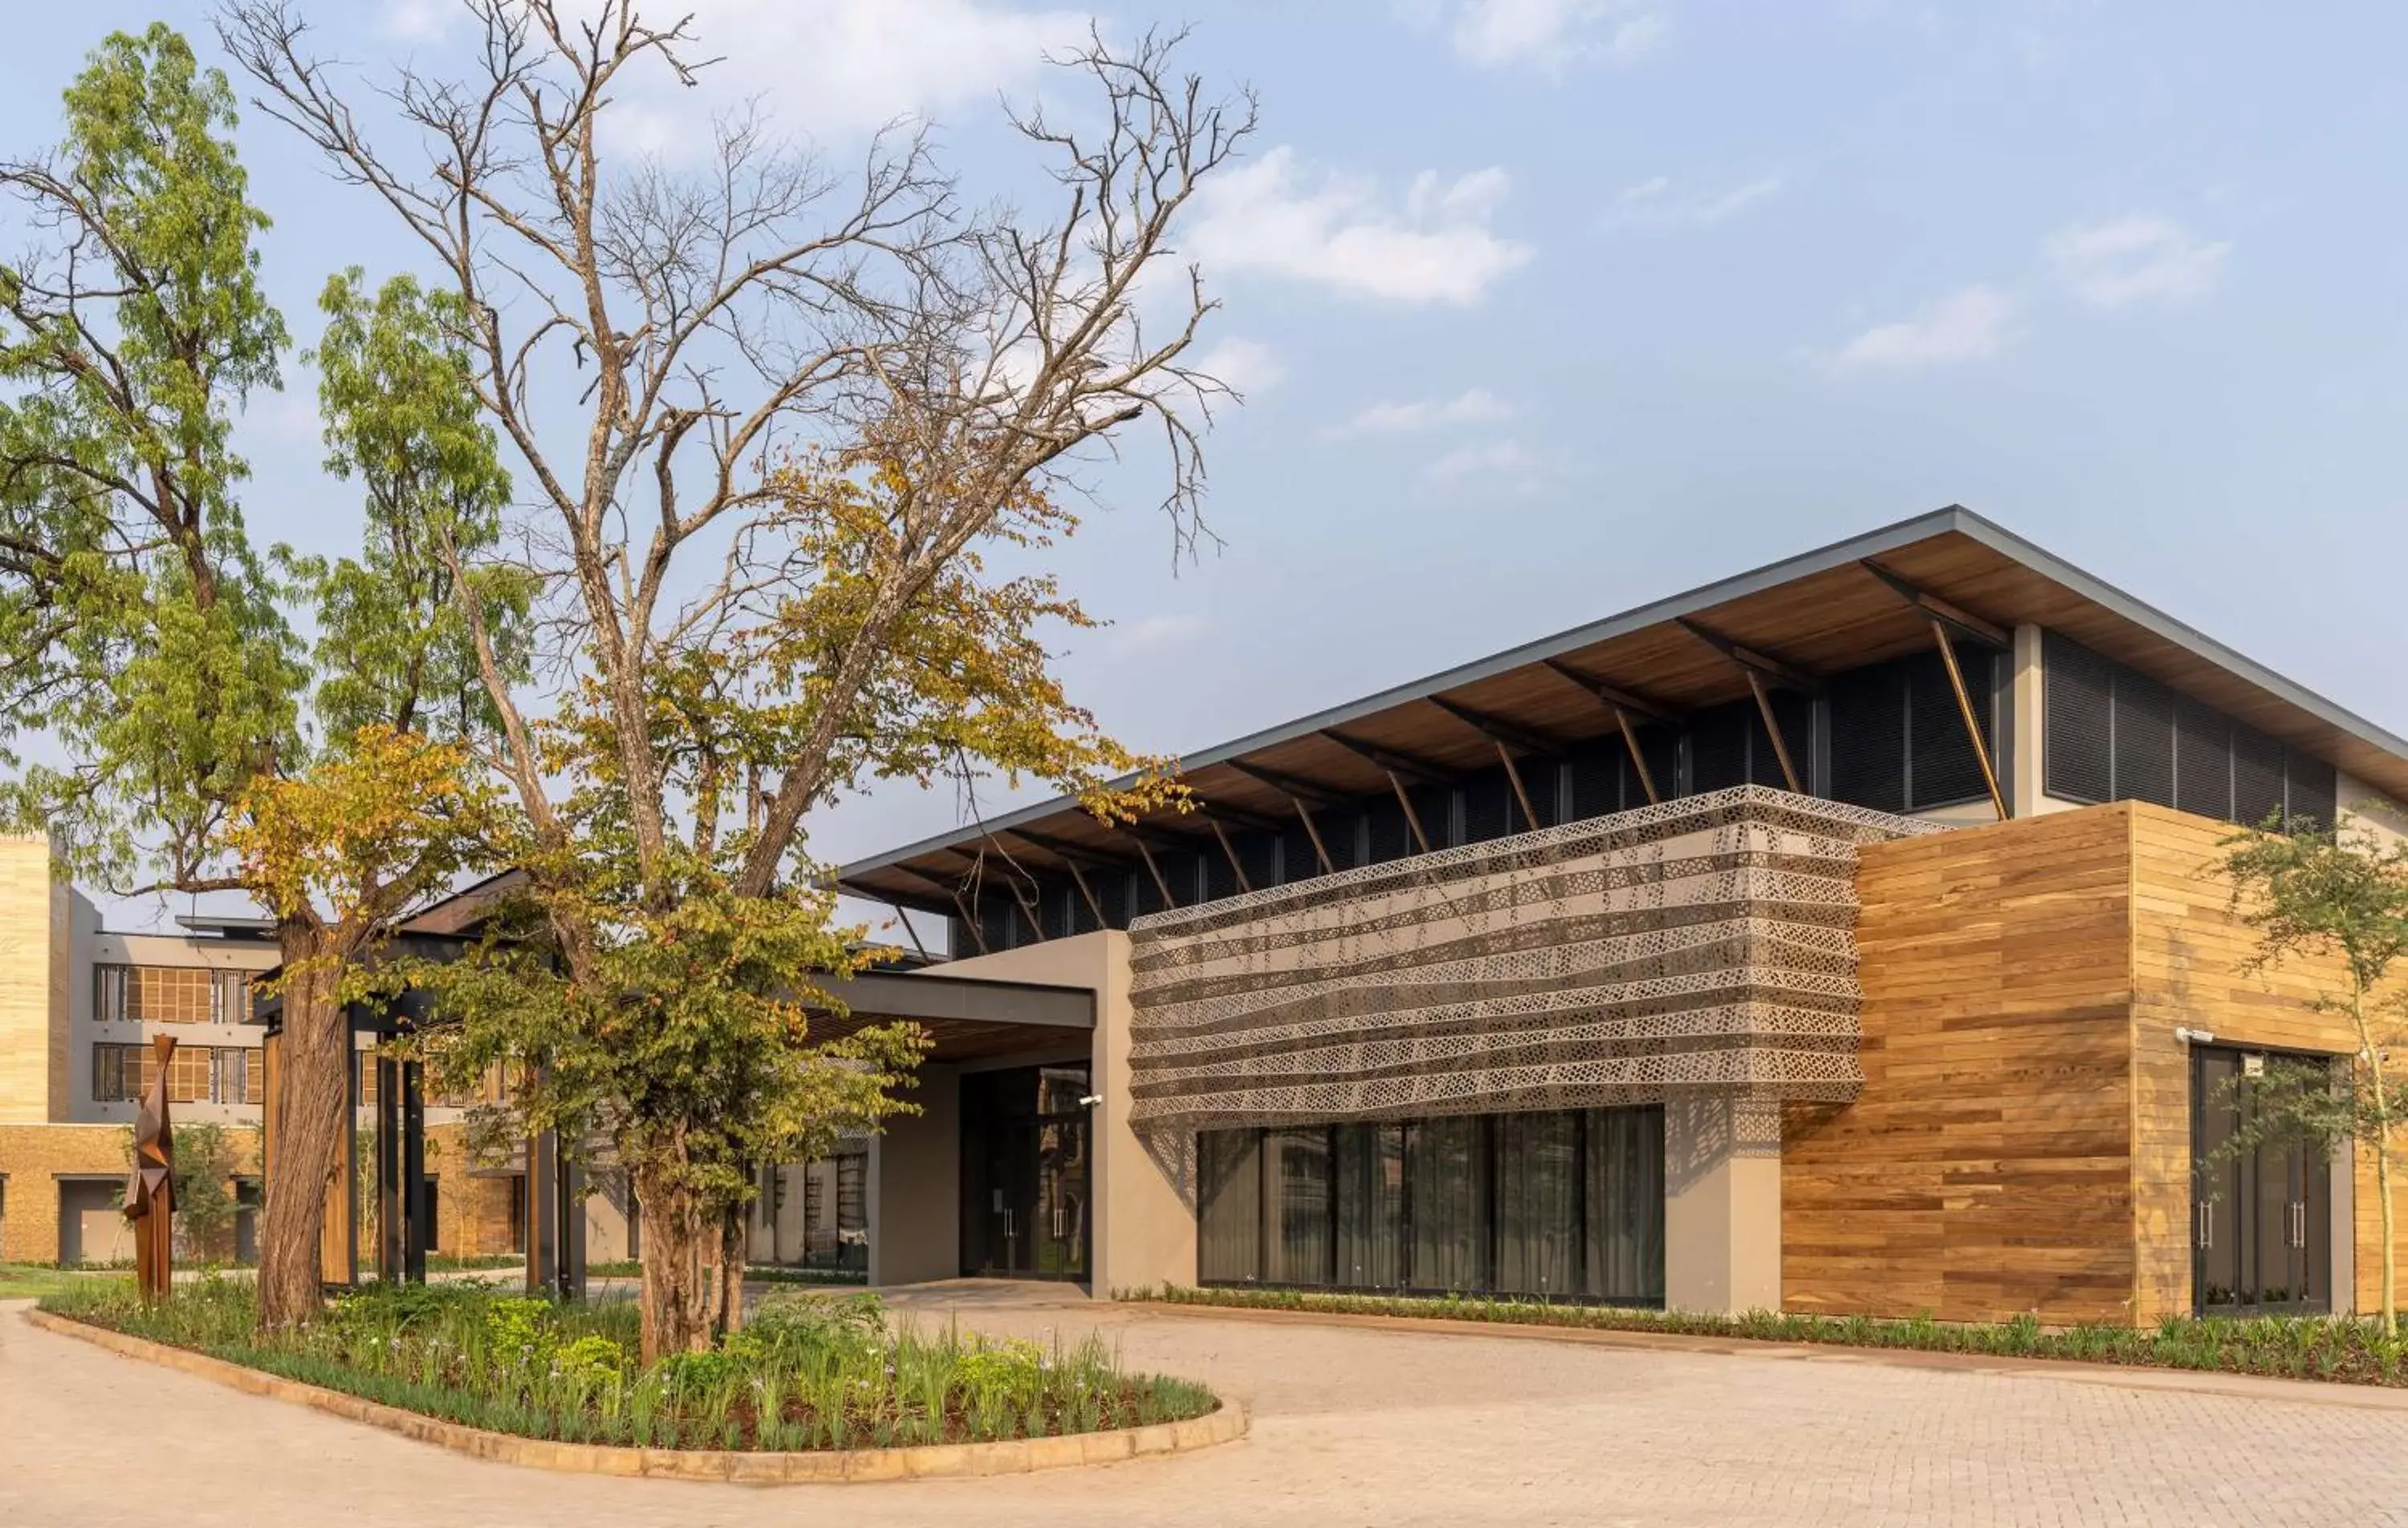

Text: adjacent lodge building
xmin=835 ymin=506 xmax=2408 ymax=1326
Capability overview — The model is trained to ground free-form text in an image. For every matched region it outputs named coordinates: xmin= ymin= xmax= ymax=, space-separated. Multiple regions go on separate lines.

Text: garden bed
xmin=38 ymin=1278 xmax=1219 ymax=1458
xmin=1129 ymin=1285 xmax=2408 ymax=1387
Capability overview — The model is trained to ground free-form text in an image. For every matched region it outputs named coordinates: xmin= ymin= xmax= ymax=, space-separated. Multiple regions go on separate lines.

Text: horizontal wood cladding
xmin=2121 ymin=804 xmax=2402 ymax=1323
xmin=1784 ymin=806 xmax=2142 ymax=1325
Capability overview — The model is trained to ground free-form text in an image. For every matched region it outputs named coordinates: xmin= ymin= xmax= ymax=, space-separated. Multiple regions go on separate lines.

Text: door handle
xmin=2196 ymin=1201 xmax=2213 ymax=1250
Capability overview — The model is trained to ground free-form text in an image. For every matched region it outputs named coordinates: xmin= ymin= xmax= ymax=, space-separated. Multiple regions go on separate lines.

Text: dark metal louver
xmin=1827 ymin=660 xmax=1907 ymax=813
xmin=2174 ymin=697 xmax=2234 ymax=821
xmin=2286 ymin=750 xmax=2337 ymax=832
xmin=1365 ymin=794 xmax=1413 ymax=861
xmin=1202 ymin=844 xmax=1240 ymax=902
xmin=2112 ymin=668 xmax=2176 ymax=811
xmin=1636 ymin=721 xmax=1683 ymax=800
xmin=1409 ymin=782 xmax=1454 ymax=848
xmin=1688 ymin=702 xmax=1751 ymax=793
xmin=1568 ymin=736 xmax=1621 ymax=820
xmin=1462 ymin=766 xmax=1514 ymax=843
xmin=1906 ymin=646 xmax=1991 ymax=809
xmin=1237 ymin=827 xmax=1279 ymax=888
xmin=2044 ymin=632 xmax=2114 ymax=803
xmin=1278 ymin=822 xmax=1320 ymax=883
xmin=2231 ymin=725 xmax=2285 ymax=829
xmin=978 ymin=896 xmax=1015 ymax=953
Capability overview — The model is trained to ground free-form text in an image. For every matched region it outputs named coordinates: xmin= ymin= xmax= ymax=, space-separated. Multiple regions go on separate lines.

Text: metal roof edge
xmin=838 ymin=505 xmax=2408 ymax=880
xmin=1940 ymin=509 xmax=2408 ymax=762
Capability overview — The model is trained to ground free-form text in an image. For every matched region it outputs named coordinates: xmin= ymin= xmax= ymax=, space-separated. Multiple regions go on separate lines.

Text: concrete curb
xmin=24 ymin=1308 xmax=1244 ymax=1483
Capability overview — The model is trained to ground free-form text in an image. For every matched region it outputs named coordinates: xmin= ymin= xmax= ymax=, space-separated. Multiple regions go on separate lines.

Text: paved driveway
xmin=6 ymin=1286 xmax=2406 ymax=1527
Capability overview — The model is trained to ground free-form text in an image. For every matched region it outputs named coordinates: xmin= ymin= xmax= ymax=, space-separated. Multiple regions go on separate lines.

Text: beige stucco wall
xmin=928 ymin=931 xmax=1195 ymax=1295
xmin=1664 ymin=1095 xmax=1783 ymax=1315
xmin=867 ymin=1064 xmax=959 ymax=1285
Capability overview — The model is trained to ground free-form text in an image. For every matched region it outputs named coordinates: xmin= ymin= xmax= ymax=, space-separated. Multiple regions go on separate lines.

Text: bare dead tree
xmin=218 ymin=0 xmax=1253 ymax=1352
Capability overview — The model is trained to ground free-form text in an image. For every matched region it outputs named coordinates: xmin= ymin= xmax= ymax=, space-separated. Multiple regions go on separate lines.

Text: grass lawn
xmin=41 ymin=1278 xmax=1215 ymax=1451
xmin=0 ymin=1264 xmax=127 ymax=1301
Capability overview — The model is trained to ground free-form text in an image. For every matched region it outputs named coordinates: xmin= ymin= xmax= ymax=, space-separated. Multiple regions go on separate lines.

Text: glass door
xmin=960 ymin=1063 xmax=1091 ymax=1281
xmin=2191 ymin=1045 xmax=2333 ymax=1315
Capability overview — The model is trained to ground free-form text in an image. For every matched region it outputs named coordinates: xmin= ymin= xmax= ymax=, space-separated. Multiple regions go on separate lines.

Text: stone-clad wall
xmin=1125 ymin=786 xmax=1941 ymax=1130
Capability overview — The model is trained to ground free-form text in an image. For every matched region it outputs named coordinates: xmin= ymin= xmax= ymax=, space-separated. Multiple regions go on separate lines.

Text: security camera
xmin=2174 ymin=1026 xmax=2215 ymax=1046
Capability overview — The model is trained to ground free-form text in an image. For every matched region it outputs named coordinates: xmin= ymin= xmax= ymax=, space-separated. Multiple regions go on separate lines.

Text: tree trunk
xmin=257 ymin=927 xmax=345 ymax=1331
xmin=2350 ymin=989 xmax=2395 ymax=1337
xmin=715 ymin=1205 xmax=747 ymax=1338
xmin=632 ymin=1163 xmax=718 ymax=1361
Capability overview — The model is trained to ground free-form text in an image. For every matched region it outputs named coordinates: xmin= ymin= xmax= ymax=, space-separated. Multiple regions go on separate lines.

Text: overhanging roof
xmin=806 ymin=969 xmax=1093 ymax=1064
xmin=840 ymin=506 xmax=2408 ymax=910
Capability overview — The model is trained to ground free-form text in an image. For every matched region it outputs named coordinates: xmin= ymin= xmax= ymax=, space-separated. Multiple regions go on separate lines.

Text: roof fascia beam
xmin=1322 ymin=729 xmax=1455 ymax=785
xmin=1426 ymin=695 xmax=1567 ymax=757
xmin=1860 ymin=561 xmax=2012 ymax=648
xmin=1677 ymin=618 xmax=1820 ymax=693
xmin=1540 ymin=659 xmax=1686 ymax=729
xmin=1187 ymin=796 xmax=1288 ymax=835
xmin=1222 ymin=758 xmax=1354 ymax=809
xmin=1003 ymin=826 xmax=1140 ymax=873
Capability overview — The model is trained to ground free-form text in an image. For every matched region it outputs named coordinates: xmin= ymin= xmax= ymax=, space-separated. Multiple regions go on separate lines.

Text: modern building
xmin=0 ymin=851 xmax=866 ymax=1274
xmin=835 ymin=506 xmax=2408 ymax=1325
xmin=0 ymin=843 xmax=280 ymax=1264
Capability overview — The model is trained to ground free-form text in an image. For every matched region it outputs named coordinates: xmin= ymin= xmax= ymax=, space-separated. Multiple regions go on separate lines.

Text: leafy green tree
xmin=0 ymin=28 xmax=522 ymax=1330
xmin=123 ymin=1121 xmax=251 ymax=1262
xmin=227 ymin=2 xmax=1252 ymax=1358
xmin=2215 ymin=815 xmax=2408 ymax=1335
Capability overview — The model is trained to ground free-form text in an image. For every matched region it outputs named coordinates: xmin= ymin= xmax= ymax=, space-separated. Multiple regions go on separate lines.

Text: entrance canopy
xmin=806 ymin=969 xmax=1093 ymax=1064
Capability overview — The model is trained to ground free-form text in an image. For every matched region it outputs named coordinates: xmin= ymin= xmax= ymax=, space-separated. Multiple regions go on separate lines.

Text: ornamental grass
xmin=41 ymin=1278 xmax=1214 ymax=1450
xmin=1133 ymin=1284 xmax=2408 ymax=1387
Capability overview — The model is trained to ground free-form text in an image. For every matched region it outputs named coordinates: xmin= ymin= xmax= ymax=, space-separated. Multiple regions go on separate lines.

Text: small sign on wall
xmin=2243 ymin=1054 xmax=2266 ymax=1078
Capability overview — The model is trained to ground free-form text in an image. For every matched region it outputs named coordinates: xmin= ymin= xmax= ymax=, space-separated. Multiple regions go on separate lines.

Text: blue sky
xmin=9 ymin=2 xmax=2408 ymax=937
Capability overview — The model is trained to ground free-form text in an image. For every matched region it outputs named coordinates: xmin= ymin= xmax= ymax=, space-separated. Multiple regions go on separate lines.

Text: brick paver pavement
xmin=6 ymin=1290 xmax=2407 ymax=1526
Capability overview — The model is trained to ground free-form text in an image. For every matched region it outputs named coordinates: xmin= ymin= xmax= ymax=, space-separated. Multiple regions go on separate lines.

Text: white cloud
xmin=1329 ymin=388 xmax=1513 ymax=437
xmin=1823 ymin=286 xmax=2014 ymax=375
xmin=1190 ymin=147 xmax=1533 ymax=307
xmin=1190 ymin=338 xmax=1286 ymax=397
xmin=389 ymin=0 xmax=1087 ymax=140
xmin=1415 ymin=0 xmax=1672 ymax=73
xmin=1606 ymin=173 xmax=1783 ymax=230
xmin=1426 ymin=438 xmax=1544 ymax=488
xmin=2046 ymin=215 xmax=2231 ymax=308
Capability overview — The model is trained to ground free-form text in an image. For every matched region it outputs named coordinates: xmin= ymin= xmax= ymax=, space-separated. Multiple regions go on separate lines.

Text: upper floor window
xmin=93 ymin=1042 xmax=259 ymax=1104
xmin=94 ymin=964 xmax=254 ymax=1025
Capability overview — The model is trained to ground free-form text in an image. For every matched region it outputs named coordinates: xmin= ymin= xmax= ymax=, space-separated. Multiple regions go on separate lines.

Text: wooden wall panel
xmin=1785 ymin=807 xmax=2142 ymax=1325
xmin=2125 ymin=804 xmax=2405 ymax=1322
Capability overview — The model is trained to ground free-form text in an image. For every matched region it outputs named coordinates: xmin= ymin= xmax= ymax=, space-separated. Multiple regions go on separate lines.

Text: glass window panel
xmin=1495 ymin=1111 xmax=1579 ymax=1297
xmin=1265 ymin=1128 xmax=1333 ymax=1285
xmin=1335 ymin=1124 xmax=1404 ymax=1290
xmin=1584 ymin=1105 xmax=1666 ymax=1303
xmin=1407 ymin=1116 xmax=1491 ymax=1293
xmin=1197 ymin=1129 xmax=1263 ymax=1283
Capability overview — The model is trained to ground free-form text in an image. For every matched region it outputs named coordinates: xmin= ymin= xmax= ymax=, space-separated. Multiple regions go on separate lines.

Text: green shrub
xmin=36 ymin=1278 xmax=1214 ymax=1451
xmin=1129 ymin=1283 xmax=2408 ymax=1389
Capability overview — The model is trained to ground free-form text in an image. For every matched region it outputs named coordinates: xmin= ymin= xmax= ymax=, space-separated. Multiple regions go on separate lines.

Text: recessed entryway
xmin=2190 ymin=1045 xmax=2335 ymax=1316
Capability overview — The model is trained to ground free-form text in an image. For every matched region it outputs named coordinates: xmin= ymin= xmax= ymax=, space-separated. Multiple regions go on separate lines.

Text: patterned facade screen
xmin=1123 ymin=785 xmax=1942 ymax=1131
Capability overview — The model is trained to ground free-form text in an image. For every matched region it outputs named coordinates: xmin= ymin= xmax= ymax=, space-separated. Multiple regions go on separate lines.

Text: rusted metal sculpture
xmin=124 ymin=1033 xmax=177 ymax=1300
